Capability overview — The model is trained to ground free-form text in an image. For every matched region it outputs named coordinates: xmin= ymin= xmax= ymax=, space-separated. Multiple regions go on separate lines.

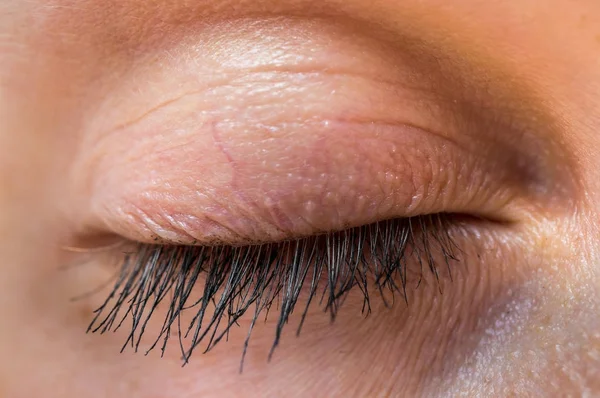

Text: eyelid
xmin=81 ymin=115 xmax=520 ymax=246
xmin=67 ymin=19 xmax=555 ymax=246
xmin=78 ymin=97 xmax=525 ymax=246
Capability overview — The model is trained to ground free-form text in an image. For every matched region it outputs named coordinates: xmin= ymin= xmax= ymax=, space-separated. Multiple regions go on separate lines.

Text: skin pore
xmin=1 ymin=0 xmax=599 ymax=396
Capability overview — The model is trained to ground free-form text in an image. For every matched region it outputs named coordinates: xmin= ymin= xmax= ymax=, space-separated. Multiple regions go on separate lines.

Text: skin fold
xmin=0 ymin=0 xmax=599 ymax=396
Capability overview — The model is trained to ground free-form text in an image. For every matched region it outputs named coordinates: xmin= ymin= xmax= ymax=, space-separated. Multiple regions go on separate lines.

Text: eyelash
xmin=87 ymin=214 xmax=461 ymax=370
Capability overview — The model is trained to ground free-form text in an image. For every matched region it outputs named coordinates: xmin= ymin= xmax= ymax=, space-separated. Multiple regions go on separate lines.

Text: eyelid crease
xmin=94 ymin=68 xmax=429 ymax=140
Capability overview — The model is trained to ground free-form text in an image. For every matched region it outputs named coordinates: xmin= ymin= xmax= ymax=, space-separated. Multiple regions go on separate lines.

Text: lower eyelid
xmin=86 ymin=214 xmax=470 ymax=364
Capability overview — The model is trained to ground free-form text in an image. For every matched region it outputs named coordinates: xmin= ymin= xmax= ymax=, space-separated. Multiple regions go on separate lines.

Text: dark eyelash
xmin=87 ymin=214 xmax=460 ymax=370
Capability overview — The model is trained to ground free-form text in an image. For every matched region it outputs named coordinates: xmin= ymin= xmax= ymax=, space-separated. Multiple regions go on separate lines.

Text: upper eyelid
xmin=64 ymin=15 xmax=579 ymax=247
xmin=72 ymin=10 xmax=572 ymax=189
xmin=83 ymin=120 xmax=523 ymax=247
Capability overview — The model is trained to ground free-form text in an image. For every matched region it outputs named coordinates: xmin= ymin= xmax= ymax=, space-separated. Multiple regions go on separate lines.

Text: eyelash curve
xmin=87 ymin=214 xmax=461 ymax=371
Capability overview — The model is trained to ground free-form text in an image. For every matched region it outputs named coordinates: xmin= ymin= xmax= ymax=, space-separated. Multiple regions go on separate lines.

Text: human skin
xmin=1 ymin=0 xmax=600 ymax=396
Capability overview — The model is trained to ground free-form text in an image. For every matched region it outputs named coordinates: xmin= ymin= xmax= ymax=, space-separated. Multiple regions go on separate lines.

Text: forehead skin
xmin=0 ymin=0 xmax=600 ymax=397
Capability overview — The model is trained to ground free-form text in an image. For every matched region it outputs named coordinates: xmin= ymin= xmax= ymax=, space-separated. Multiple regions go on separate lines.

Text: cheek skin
xmin=440 ymin=215 xmax=600 ymax=395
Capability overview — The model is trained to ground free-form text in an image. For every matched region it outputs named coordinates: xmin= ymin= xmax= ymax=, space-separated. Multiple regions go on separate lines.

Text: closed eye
xmin=66 ymin=15 xmax=577 ymax=373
